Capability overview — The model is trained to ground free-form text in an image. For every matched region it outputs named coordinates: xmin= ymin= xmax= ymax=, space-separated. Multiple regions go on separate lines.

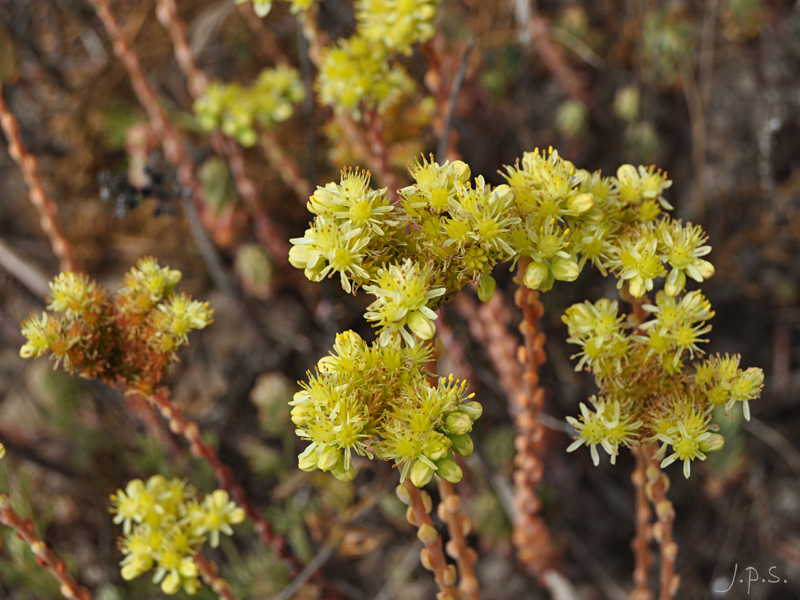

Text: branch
xmin=0 ymin=82 xmax=77 ymax=272
xmin=0 ymin=496 xmax=92 ymax=600
xmin=437 ymin=479 xmax=480 ymax=600
xmin=146 ymin=389 xmax=301 ymax=572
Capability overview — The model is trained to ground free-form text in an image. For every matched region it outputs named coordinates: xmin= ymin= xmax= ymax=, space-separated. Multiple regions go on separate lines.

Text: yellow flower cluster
xmin=291 ymin=331 xmax=480 ymax=486
xmin=291 ymin=148 xmax=765 ymax=484
xmin=19 ymin=258 xmax=213 ymax=395
xmin=110 ymin=475 xmax=245 ymax=595
xmin=562 ymin=296 xmax=764 ymax=478
xmin=317 ymin=0 xmax=439 ymax=116
xmin=194 ymin=66 xmax=305 ymax=146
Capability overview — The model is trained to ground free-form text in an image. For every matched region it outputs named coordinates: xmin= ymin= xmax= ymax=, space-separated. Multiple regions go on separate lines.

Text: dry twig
xmin=0 ymin=83 xmax=77 ymax=273
xmin=194 ymin=552 xmax=238 ymax=600
xmin=0 ymin=496 xmax=91 ymax=600
xmin=147 ymin=388 xmax=300 ymax=571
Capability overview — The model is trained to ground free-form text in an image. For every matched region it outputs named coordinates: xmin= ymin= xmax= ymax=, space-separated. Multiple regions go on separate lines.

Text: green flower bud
xmin=332 ymin=461 xmax=356 ymax=482
xmin=523 ymin=260 xmax=548 ymax=289
xmin=699 ymin=433 xmax=725 ymax=454
xmin=460 ymin=401 xmax=483 ymax=421
xmin=450 ymin=433 xmax=474 ymax=457
xmin=317 ymin=445 xmax=341 ymax=472
xmin=298 ymin=445 xmax=318 ymax=471
xmin=409 ymin=459 xmax=435 ymax=487
xmin=477 ymin=273 xmax=496 ymax=303
xmin=408 ymin=311 xmax=436 ymax=340
xmin=436 ymin=458 xmax=464 ymax=483
xmin=552 ymin=258 xmax=580 ymax=282
xmin=445 ymin=411 xmax=472 ymax=436
xmin=434 ymin=457 xmax=463 ymax=483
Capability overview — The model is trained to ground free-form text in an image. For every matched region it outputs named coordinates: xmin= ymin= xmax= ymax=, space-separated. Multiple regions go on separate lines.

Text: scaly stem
xmin=194 ymin=552 xmax=239 ymax=600
xmin=511 ymin=258 xmax=558 ymax=577
xmin=631 ymin=447 xmax=654 ymax=600
xmin=642 ymin=444 xmax=679 ymax=600
xmin=0 ymin=82 xmax=77 ymax=272
xmin=402 ymin=479 xmax=459 ymax=599
xmin=0 ymin=496 xmax=91 ymax=600
xmin=147 ymin=389 xmax=301 ymax=573
xmin=437 ymin=479 xmax=480 ymax=600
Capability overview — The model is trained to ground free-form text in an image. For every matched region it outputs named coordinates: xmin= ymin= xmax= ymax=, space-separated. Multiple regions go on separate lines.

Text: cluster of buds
xmin=194 ymin=65 xmax=305 ymax=147
xmin=19 ymin=258 xmax=213 ymax=395
xmin=291 ymin=331 xmax=481 ymax=486
xmin=110 ymin=475 xmax=245 ymax=594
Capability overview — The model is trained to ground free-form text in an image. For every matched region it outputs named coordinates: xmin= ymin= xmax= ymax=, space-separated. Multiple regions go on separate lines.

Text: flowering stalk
xmin=0 ymin=495 xmax=91 ymax=600
xmin=643 ymin=446 xmax=680 ymax=600
xmin=147 ymin=389 xmax=300 ymax=571
xmin=194 ymin=553 xmax=238 ymax=600
xmin=86 ymin=0 xmax=237 ymax=247
xmin=437 ymin=479 xmax=480 ymax=600
xmin=512 ymin=258 xmax=559 ymax=576
xmin=0 ymin=82 xmax=77 ymax=273
xmin=631 ymin=447 xmax=654 ymax=600
xmin=153 ymin=0 xmax=292 ymax=263
xmin=398 ymin=479 xmax=459 ymax=599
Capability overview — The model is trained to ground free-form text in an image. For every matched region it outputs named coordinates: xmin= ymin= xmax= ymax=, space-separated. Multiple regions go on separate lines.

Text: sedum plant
xmin=194 ymin=65 xmax=306 ymax=147
xmin=19 ymin=257 xmax=213 ymax=396
xmin=110 ymin=475 xmax=245 ymax=594
xmin=289 ymin=148 xmax=764 ymax=486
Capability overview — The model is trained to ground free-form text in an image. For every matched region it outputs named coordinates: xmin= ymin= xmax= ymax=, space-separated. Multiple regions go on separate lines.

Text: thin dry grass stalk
xmin=0 ymin=496 xmax=91 ymax=600
xmin=642 ymin=445 xmax=680 ymax=600
xmin=437 ymin=478 xmax=480 ymax=600
xmin=147 ymin=389 xmax=300 ymax=572
xmin=401 ymin=479 xmax=459 ymax=600
xmin=0 ymin=82 xmax=78 ymax=273
xmin=194 ymin=552 xmax=239 ymax=600
xmin=86 ymin=0 xmax=242 ymax=249
xmin=154 ymin=0 xmax=299 ymax=262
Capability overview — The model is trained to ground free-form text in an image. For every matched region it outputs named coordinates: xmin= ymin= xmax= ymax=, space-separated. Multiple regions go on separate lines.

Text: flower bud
xmin=552 ymin=259 xmax=580 ymax=282
xmin=290 ymin=405 xmax=313 ymax=426
xmin=332 ymin=460 xmax=356 ymax=482
xmin=317 ymin=445 xmax=341 ymax=472
xmin=460 ymin=401 xmax=483 ymax=421
xmin=451 ymin=160 xmax=471 ymax=183
xmin=699 ymin=433 xmax=725 ymax=453
xmin=492 ymin=184 xmax=513 ymax=203
xmin=408 ymin=311 xmax=436 ymax=340
xmin=566 ymin=192 xmax=594 ymax=214
xmin=523 ymin=261 xmax=549 ymax=290
xmin=665 ymin=268 xmax=686 ymax=296
xmin=434 ymin=457 xmax=463 ymax=483
xmin=410 ymin=460 xmax=435 ymax=487
xmin=445 ymin=411 xmax=472 ymax=436
xmin=450 ymin=433 xmax=474 ymax=457
xmin=297 ymin=445 xmax=318 ymax=471
xmin=477 ymin=273 xmax=496 ymax=303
